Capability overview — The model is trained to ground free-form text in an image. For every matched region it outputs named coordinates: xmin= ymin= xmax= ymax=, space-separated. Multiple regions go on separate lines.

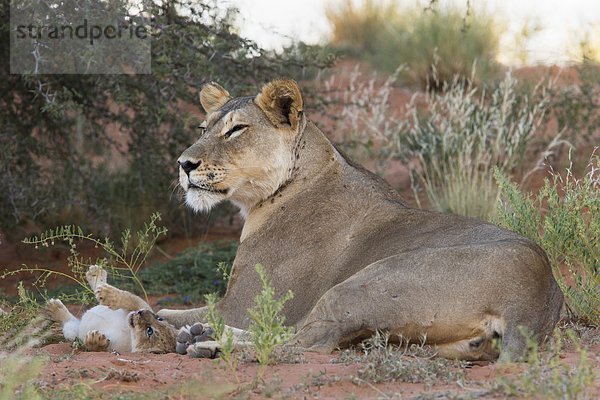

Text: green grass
xmin=495 ymin=150 xmax=599 ymax=324
xmin=135 ymin=241 xmax=237 ymax=304
xmin=0 ymin=283 xmax=54 ymax=349
xmin=0 ymin=351 xmax=46 ymax=400
xmin=493 ymin=329 xmax=595 ymax=399
xmin=395 ymin=72 xmax=553 ymax=220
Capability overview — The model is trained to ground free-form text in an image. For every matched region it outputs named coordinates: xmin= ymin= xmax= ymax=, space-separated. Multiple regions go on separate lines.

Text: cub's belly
xmin=78 ymin=305 xmax=132 ymax=352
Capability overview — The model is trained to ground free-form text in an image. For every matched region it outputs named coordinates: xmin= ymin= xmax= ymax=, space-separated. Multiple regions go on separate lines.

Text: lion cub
xmin=46 ymin=265 xmax=210 ymax=353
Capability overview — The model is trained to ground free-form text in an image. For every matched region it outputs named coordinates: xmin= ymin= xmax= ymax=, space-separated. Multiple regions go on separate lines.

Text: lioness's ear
xmin=255 ymin=79 xmax=304 ymax=130
xmin=199 ymin=82 xmax=231 ymax=113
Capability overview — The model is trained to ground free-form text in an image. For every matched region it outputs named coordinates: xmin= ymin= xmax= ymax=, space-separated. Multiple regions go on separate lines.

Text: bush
xmin=138 ymin=241 xmax=237 ymax=303
xmin=550 ymin=62 xmax=600 ymax=149
xmin=495 ymin=151 xmax=599 ymax=324
xmin=0 ymin=0 xmax=333 ymax=237
xmin=1 ymin=213 xmax=168 ymax=307
xmin=326 ymin=0 xmax=500 ymax=87
xmin=394 ymin=72 xmax=552 ymax=220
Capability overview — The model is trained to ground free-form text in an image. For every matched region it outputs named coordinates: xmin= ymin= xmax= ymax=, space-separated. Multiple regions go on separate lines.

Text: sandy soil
xmin=28 ymin=339 xmax=600 ymax=399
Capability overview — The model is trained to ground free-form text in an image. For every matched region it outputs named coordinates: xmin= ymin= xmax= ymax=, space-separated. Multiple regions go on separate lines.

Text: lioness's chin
xmin=185 ymin=189 xmax=226 ymax=212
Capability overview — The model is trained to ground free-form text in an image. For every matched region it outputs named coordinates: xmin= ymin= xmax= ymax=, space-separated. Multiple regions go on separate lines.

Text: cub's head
xmin=129 ymin=310 xmax=177 ymax=353
xmin=178 ymin=79 xmax=305 ymax=216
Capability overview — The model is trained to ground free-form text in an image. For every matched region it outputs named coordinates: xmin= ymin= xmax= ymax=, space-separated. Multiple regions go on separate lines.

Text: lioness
xmin=159 ymin=79 xmax=563 ymax=361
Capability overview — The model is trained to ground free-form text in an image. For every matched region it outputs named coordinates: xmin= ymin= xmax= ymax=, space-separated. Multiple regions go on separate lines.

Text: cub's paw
xmin=85 ymin=264 xmax=107 ymax=289
xmin=84 ymin=330 xmax=110 ymax=351
xmin=175 ymin=323 xmax=215 ymax=355
xmin=45 ymin=298 xmax=70 ymax=322
xmin=95 ymin=284 xmax=123 ymax=310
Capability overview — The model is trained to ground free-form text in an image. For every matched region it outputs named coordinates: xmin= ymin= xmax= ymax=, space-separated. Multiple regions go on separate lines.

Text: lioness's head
xmin=178 ymin=79 xmax=305 ymax=216
xmin=129 ymin=309 xmax=177 ymax=353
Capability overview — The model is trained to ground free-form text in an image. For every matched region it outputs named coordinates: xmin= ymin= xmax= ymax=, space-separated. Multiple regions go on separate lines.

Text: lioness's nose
xmin=178 ymin=158 xmax=201 ymax=175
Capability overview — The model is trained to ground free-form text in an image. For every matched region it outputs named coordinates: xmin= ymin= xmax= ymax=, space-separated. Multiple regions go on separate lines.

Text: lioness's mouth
xmin=188 ymin=182 xmax=228 ymax=195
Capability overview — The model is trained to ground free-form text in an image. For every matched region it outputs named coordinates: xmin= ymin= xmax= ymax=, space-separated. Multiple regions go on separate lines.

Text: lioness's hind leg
xmin=84 ymin=330 xmax=110 ymax=352
xmin=497 ymin=324 xmax=528 ymax=363
xmin=293 ymin=285 xmax=361 ymax=353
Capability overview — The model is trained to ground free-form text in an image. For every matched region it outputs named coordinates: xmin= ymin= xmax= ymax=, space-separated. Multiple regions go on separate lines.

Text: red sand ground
xmin=28 ymin=339 xmax=600 ymax=399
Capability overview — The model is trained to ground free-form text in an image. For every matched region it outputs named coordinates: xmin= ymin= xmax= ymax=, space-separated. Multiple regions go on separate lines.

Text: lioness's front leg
xmin=181 ymin=324 xmax=253 ymax=358
xmin=157 ymin=307 xmax=208 ymax=328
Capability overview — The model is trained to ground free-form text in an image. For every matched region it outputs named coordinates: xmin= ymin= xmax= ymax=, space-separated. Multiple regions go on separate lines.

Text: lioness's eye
xmin=224 ymin=124 xmax=248 ymax=139
xmin=146 ymin=326 xmax=154 ymax=337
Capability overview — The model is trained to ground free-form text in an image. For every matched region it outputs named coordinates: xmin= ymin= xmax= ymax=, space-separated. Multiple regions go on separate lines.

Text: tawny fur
xmin=255 ymin=79 xmax=303 ymax=130
xmin=199 ymin=82 xmax=230 ymax=113
xmin=163 ymin=79 xmax=563 ymax=362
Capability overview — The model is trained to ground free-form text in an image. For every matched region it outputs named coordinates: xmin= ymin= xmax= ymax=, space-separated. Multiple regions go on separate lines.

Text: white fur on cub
xmin=47 ymin=298 xmax=132 ymax=353
xmin=68 ymin=306 xmax=131 ymax=353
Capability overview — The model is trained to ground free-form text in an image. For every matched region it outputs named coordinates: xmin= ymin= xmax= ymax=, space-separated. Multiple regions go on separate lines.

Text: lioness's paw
xmin=175 ymin=323 xmax=215 ymax=355
xmin=84 ymin=330 xmax=110 ymax=351
xmin=187 ymin=341 xmax=221 ymax=358
xmin=95 ymin=284 xmax=123 ymax=309
xmin=85 ymin=264 xmax=107 ymax=289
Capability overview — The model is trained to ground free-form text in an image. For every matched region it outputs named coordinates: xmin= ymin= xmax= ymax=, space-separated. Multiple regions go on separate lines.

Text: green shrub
xmin=550 ymin=62 xmax=600 ymax=149
xmin=204 ymin=293 xmax=239 ymax=381
xmin=394 ymin=72 xmax=552 ymax=220
xmin=494 ymin=329 xmax=595 ymax=399
xmin=138 ymin=241 xmax=237 ymax=303
xmin=0 ymin=0 xmax=333 ymax=236
xmin=494 ymin=151 xmax=599 ymax=324
xmin=248 ymin=264 xmax=294 ymax=368
xmin=326 ymin=0 xmax=500 ymax=87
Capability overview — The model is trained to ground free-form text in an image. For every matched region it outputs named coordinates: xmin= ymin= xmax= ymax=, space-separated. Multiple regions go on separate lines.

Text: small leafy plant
xmin=248 ymin=264 xmax=294 ymax=369
xmin=495 ymin=150 xmax=599 ymax=324
xmin=1 ymin=212 xmax=167 ymax=305
xmin=204 ymin=292 xmax=239 ymax=382
xmin=0 ymin=283 xmax=47 ymax=347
